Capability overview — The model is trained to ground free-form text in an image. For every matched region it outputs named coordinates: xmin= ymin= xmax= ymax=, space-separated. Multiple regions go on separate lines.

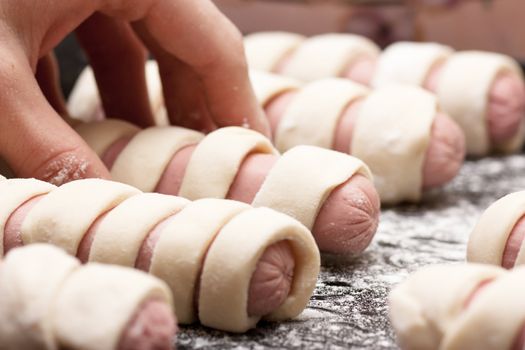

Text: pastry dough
xmin=436 ymin=51 xmax=525 ymax=156
xmin=389 ymin=264 xmax=507 ymax=350
xmin=0 ymin=244 xmax=173 ymax=350
xmin=281 ymin=34 xmax=380 ymax=82
xmin=150 ymin=199 xmax=250 ymax=324
xmin=199 ymin=207 xmax=319 ymax=332
xmin=253 ymin=145 xmax=372 ymax=229
xmin=111 ymin=126 xmax=204 ymax=192
xmin=21 ymin=179 xmax=140 ymax=255
xmin=179 ymin=127 xmax=278 ymax=200
xmin=0 ymin=244 xmax=80 ymax=349
xmin=68 ymin=61 xmax=168 ymax=125
xmin=467 ymin=191 xmax=525 ymax=266
xmin=372 ymin=42 xmax=453 ymax=88
xmin=249 ymin=70 xmax=301 ymax=106
xmin=275 ymin=78 xmax=369 ymax=151
xmin=77 ymin=118 xmax=376 ymax=237
xmin=75 ymin=119 xmax=140 ymax=158
xmin=53 ymin=263 xmax=172 ymax=350
xmin=89 ymin=193 xmax=189 ymax=267
xmin=244 ymin=32 xmax=305 ymax=72
xmin=352 ymin=85 xmax=437 ymax=204
xmin=0 ymin=178 xmax=320 ymax=333
xmin=441 ymin=267 xmax=525 ymax=350
xmin=0 ymin=179 xmax=56 ymax=255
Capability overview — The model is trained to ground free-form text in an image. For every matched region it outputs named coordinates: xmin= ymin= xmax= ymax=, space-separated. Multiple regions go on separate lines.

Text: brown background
xmin=215 ymin=0 xmax=525 ymax=60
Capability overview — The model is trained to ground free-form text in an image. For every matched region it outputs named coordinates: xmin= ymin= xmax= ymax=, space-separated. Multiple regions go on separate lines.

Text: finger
xmin=132 ymin=0 xmax=270 ymax=135
xmin=0 ymin=39 xmax=110 ymax=184
xmin=35 ymin=52 xmax=69 ymax=116
xmin=75 ymin=12 xmax=155 ymax=128
xmin=133 ymin=22 xmax=216 ymax=132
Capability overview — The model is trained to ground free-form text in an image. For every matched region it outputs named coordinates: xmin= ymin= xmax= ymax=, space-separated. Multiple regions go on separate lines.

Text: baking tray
xmin=177 ymin=154 xmax=525 ymax=349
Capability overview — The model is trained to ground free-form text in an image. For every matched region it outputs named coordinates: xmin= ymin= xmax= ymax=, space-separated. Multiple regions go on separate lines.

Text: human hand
xmin=0 ymin=0 xmax=269 ymax=185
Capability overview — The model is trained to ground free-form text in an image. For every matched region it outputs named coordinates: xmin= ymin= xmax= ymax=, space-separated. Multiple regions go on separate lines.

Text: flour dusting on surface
xmin=177 ymin=155 xmax=525 ymax=349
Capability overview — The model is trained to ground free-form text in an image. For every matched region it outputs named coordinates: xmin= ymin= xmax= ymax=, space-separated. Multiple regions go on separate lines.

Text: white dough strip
xmin=0 ymin=179 xmax=56 ymax=256
xmin=281 ymin=33 xmax=380 ymax=82
xmin=179 ymin=127 xmax=279 ymax=200
xmin=111 ymin=126 xmax=204 ymax=192
xmin=351 ymin=85 xmax=437 ymax=204
xmin=372 ymin=42 xmax=454 ymax=88
xmin=253 ymin=145 xmax=372 ymax=229
xmin=249 ymin=70 xmax=301 ymax=107
xmin=468 ymin=191 xmax=525 ymax=266
xmin=150 ymin=199 xmax=250 ymax=324
xmin=436 ymin=51 xmax=524 ymax=156
xmin=75 ymin=119 xmax=140 ymax=158
xmin=275 ymin=78 xmax=369 ymax=152
xmin=199 ymin=207 xmax=320 ymax=332
xmin=21 ymin=179 xmax=140 ymax=255
xmin=244 ymin=32 xmax=306 ymax=72
xmin=89 ymin=193 xmax=190 ymax=268
xmin=54 ymin=263 xmax=172 ymax=350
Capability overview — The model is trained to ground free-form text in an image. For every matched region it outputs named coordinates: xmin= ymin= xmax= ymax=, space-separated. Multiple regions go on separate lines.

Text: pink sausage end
xmin=228 ymin=152 xmax=380 ymax=254
xmin=487 ymin=73 xmax=525 ymax=146
xmin=118 ymin=299 xmax=177 ymax=350
xmin=248 ymin=241 xmax=295 ymax=317
xmin=425 ymin=67 xmax=525 ymax=148
xmin=422 ymin=113 xmax=466 ymax=190
xmin=313 ymin=174 xmax=380 ymax=254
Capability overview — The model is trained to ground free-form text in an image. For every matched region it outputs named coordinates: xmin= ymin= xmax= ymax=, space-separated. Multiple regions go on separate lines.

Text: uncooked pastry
xmin=21 ymin=179 xmax=140 ymax=255
xmin=75 ymin=119 xmax=140 ymax=158
xmin=467 ymin=191 xmax=525 ymax=266
xmin=0 ymin=244 xmax=80 ymax=350
xmin=436 ymin=51 xmax=525 ymax=155
xmin=53 ymin=263 xmax=172 ymax=350
xmin=351 ymin=85 xmax=437 ymax=204
xmin=244 ymin=32 xmax=305 ymax=72
xmin=249 ymin=70 xmax=301 ymax=107
xmin=281 ymin=33 xmax=380 ymax=82
xmin=179 ymin=127 xmax=279 ymax=200
xmin=0 ymin=178 xmax=320 ymax=333
xmin=89 ymin=193 xmax=189 ymax=267
xmin=150 ymin=198 xmax=250 ymax=324
xmin=275 ymin=78 xmax=369 ymax=151
xmin=372 ymin=42 xmax=453 ymax=88
xmin=0 ymin=178 xmax=56 ymax=255
xmin=441 ymin=267 xmax=525 ymax=350
xmin=111 ymin=126 xmax=204 ymax=192
xmin=253 ymin=145 xmax=372 ymax=229
xmin=199 ymin=207 xmax=320 ymax=332
xmin=389 ymin=263 xmax=506 ymax=350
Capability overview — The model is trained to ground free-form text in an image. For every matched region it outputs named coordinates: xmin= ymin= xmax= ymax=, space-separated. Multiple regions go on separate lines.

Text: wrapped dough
xmin=250 ymin=71 xmax=461 ymax=205
xmin=0 ymin=178 xmax=320 ymax=333
xmin=467 ymin=191 xmax=525 ymax=268
xmin=244 ymin=32 xmax=380 ymax=82
xmin=373 ymin=43 xmax=525 ymax=156
xmin=389 ymin=263 xmax=525 ymax=350
xmin=74 ymin=120 xmax=379 ymax=254
xmin=0 ymin=244 xmax=174 ymax=350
